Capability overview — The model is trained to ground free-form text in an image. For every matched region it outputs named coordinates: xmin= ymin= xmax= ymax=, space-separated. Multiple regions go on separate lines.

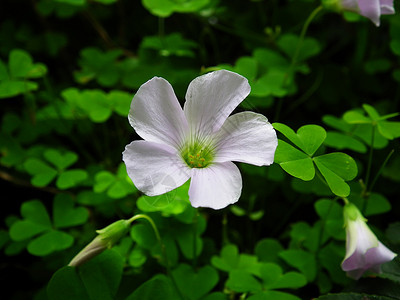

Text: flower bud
xmin=341 ymin=203 xmax=397 ymax=279
xmin=68 ymin=219 xmax=130 ymax=267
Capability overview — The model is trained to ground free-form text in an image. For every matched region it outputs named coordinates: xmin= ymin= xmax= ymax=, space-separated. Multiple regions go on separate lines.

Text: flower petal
xmin=123 ymin=140 xmax=190 ymax=196
xmin=128 ymin=77 xmax=188 ymax=149
xmin=380 ymin=0 xmax=395 ymax=14
xmin=213 ymin=112 xmax=278 ymax=166
xmin=188 ymin=162 xmax=242 ymax=209
xmin=364 ymin=242 xmax=397 ymax=268
xmin=183 ymin=70 xmax=251 ymax=137
xmin=358 ymin=0 xmax=381 ymax=26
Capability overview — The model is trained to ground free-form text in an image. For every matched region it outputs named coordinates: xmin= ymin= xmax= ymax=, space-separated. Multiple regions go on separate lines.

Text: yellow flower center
xmin=180 ymin=140 xmax=214 ymax=168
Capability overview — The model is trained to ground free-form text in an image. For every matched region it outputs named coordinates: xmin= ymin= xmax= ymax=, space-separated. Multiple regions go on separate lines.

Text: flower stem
xmin=275 ymin=5 xmax=323 ymax=121
xmin=290 ymin=5 xmax=323 ymax=73
xmin=364 ymin=124 xmax=376 ymax=192
xmin=368 ymin=149 xmax=395 ymax=194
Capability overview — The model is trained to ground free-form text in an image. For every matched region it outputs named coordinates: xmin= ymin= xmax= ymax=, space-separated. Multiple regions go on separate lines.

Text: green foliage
xmin=23 ymin=148 xmax=88 ymax=189
xmin=0 ymin=49 xmax=47 ymax=98
xmin=142 ymin=0 xmax=211 ymax=17
xmin=9 ymin=195 xmax=88 ymax=256
xmin=274 ymin=123 xmax=358 ymax=197
xmin=47 ymin=249 xmax=124 ymax=300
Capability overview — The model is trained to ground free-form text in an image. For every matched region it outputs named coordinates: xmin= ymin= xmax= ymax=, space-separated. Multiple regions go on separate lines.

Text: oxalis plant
xmin=1 ymin=0 xmax=400 ymax=299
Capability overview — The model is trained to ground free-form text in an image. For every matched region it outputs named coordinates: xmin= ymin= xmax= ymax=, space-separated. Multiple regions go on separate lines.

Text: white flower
xmin=341 ymin=203 xmax=397 ymax=279
xmin=123 ymin=70 xmax=278 ymax=210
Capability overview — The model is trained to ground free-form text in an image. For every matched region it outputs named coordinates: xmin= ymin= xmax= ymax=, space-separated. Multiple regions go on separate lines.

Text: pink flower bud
xmin=341 ymin=203 xmax=396 ymax=279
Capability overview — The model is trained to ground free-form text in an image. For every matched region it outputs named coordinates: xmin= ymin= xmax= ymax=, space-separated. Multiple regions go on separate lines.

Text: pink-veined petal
xmin=128 ymin=77 xmax=189 ymax=149
xmin=358 ymin=0 xmax=381 ymax=26
xmin=123 ymin=140 xmax=190 ymax=196
xmin=188 ymin=161 xmax=242 ymax=210
xmin=183 ymin=70 xmax=251 ymax=137
xmin=213 ymin=112 xmax=278 ymax=166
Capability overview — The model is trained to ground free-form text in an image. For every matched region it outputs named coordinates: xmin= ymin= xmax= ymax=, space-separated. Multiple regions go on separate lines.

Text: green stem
xmin=127 ymin=214 xmax=161 ymax=242
xmin=275 ymin=5 xmax=323 ymax=121
xmin=128 ymin=214 xmax=184 ymax=299
xmin=364 ymin=124 xmax=376 ymax=194
xmin=289 ymin=5 xmax=323 ymax=74
xmin=368 ymin=149 xmax=395 ymax=194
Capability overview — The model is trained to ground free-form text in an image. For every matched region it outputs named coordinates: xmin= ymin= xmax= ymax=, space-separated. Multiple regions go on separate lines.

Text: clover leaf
xmin=74 ymin=47 xmax=122 ymax=87
xmin=0 ymin=49 xmax=47 ymax=98
xmin=322 ymin=114 xmax=387 ymax=150
xmin=47 ymin=249 xmax=124 ymax=300
xmin=343 ymin=104 xmax=400 ymax=140
xmin=171 ymin=264 xmax=219 ymax=300
xmin=61 ymin=88 xmax=132 ymax=122
xmin=23 ymin=148 xmax=88 ymax=189
xmin=273 ymin=123 xmax=358 ymax=197
xmin=94 ymin=163 xmax=136 ymax=198
xmin=9 ymin=195 xmax=88 ymax=256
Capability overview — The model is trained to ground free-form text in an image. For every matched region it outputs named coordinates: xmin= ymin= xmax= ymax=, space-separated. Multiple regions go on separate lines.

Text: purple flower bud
xmin=341 ymin=203 xmax=396 ymax=279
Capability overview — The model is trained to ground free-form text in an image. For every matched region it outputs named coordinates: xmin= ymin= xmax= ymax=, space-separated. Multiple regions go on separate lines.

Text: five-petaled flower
xmin=341 ymin=202 xmax=397 ymax=279
xmin=323 ymin=0 xmax=395 ymax=26
xmin=123 ymin=70 xmax=278 ymax=209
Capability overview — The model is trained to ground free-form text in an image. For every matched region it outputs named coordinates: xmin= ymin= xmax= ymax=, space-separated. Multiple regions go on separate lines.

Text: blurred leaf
xmin=172 ymin=264 xmax=219 ymax=300
xmin=324 ymin=131 xmax=367 ymax=153
xmin=277 ymin=34 xmax=321 ymax=61
xmin=74 ymin=47 xmax=122 ymax=87
xmin=47 ymin=250 xmax=124 ymax=300
xmin=0 ymin=49 xmax=46 ymax=98
xmin=141 ymin=33 xmax=197 ymax=57
xmin=279 ymin=249 xmax=317 ymax=281
xmin=202 ymin=292 xmax=228 ymax=300
xmin=9 ymin=200 xmax=52 ymax=241
xmin=53 ymin=194 xmax=89 ymax=229
xmin=94 ymin=164 xmax=135 ymax=199
xmin=9 ymin=49 xmax=47 ymax=78
xmin=211 ymin=244 xmax=259 ymax=274
xmin=44 ymin=149 xmax=78 ymax=170
xmin=318 ymin=242 xmax=348 ymax=285
xmin=130 ymin=222 xmax=158 ymax=249
xmin=364 ymin=59 xmax=391 ymax=74
xmin=316 ymin=294 xmax=393 ymax=300
xmin=226 ymin=270 xmax=263 ymax=293
xmin=255 ymin=238 xmax=284 ymax=263
xmin=314 ymin=199 xmax=345 ymax=240
xmin=142 ymin=0 xmax=210 ymax=17
xmin=126 ymin=274 xmax=180 ymax=300
xmin=56 ymin=169 xmax=88 ymax=189
xmin=27 ymin=230 xmax=74 ymax=256
xmin=247 ymin=291 xmax=301 ymax=300
xmin=259 ymin=262 xmax=305 ymax=289
xmin=128 ymin=245 xmax=147 ymax=267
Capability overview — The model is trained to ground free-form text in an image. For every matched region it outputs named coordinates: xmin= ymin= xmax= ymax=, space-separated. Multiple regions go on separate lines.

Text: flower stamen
xmin=181 ymin=140 xmax=214 ymax=168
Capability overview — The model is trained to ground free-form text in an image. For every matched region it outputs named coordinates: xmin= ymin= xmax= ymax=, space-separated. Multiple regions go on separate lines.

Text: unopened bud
xmin=68 ymin=219 xmax=130 ymax=267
